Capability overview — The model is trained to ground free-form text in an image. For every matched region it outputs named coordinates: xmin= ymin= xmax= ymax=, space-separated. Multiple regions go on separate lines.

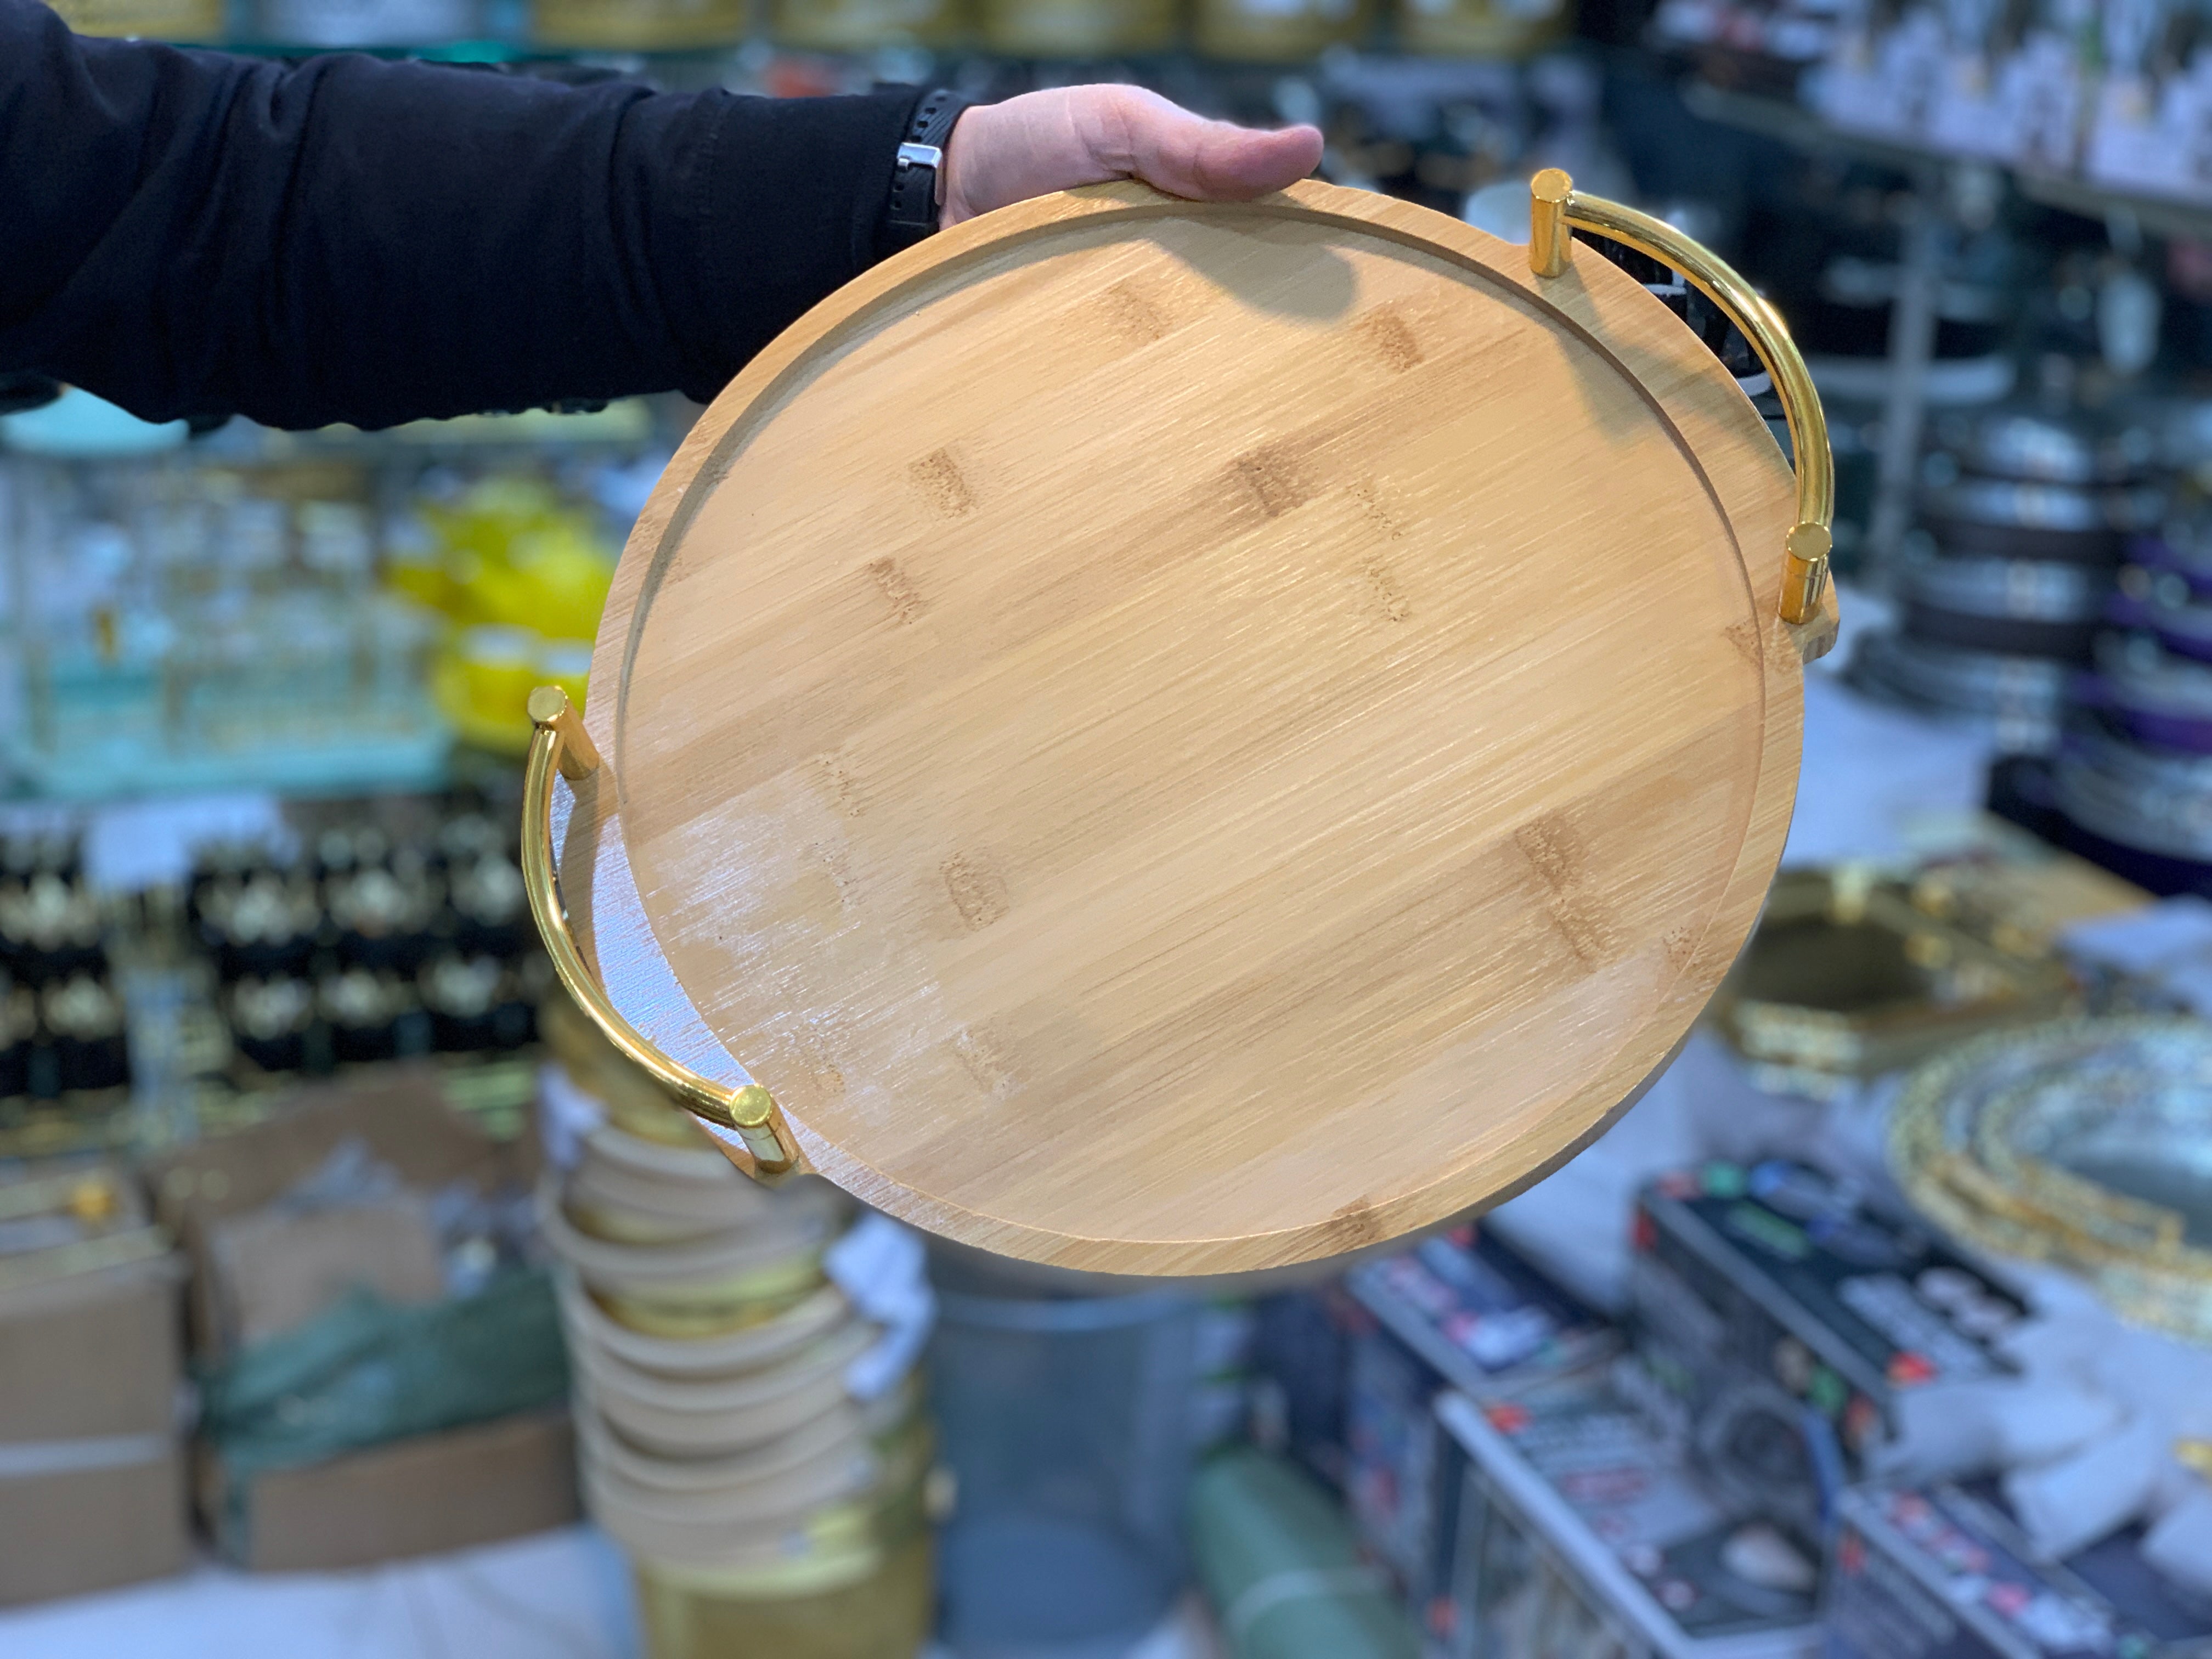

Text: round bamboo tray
xmin=526 ymin=175 xmax=1838 ymax=1276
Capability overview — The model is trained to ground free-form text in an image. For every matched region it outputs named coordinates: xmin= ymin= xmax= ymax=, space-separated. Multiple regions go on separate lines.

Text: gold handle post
xmin=522 ymin=687 xmax=805 ymax=1183
xmin=1530 ymin=168 xmax=1835 ymax=633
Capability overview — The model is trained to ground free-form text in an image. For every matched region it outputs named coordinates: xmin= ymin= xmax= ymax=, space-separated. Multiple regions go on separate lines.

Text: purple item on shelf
xmin=2088 ymin=636 xmax=2212 ymax=755
xmin=2109 ymin=590 xmax=2212 ymax=665
xmin=2050 ymin=721 xmax=2212 ymax=898
xmin=2129 ymin=524 xmax=2212 ymax=601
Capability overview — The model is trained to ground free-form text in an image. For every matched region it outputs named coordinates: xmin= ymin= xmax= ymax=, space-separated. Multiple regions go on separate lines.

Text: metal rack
xmin=1682 ymin=78 xmax=2212 ymax=582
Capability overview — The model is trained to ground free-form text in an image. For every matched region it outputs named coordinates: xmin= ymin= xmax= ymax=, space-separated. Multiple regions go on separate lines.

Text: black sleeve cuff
xmin=674 ymin=84 xmax=925 ymax=405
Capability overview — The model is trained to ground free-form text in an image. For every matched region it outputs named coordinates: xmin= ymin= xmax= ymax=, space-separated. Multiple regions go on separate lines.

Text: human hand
xmin=939 ymin=86 xmax=1324 ymax=228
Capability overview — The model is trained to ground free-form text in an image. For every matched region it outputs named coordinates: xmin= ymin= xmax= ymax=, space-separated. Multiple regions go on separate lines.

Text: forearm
xmin=0 ymin=1 xmax=918 ymax=430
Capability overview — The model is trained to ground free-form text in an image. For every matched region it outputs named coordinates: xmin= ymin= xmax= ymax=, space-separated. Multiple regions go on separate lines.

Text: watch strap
xmin=883 ymin=88 xmax=970 ymax=252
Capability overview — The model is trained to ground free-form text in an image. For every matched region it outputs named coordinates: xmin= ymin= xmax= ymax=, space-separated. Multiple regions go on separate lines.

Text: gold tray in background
xmin=1709 ymin=866 xmax=2080 ymax=1093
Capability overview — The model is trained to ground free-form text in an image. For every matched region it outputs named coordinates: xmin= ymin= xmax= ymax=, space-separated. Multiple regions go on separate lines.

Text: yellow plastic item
xmin=408 ymin=475 xmax=611 ymax=752
xmin=384 ymin=545 xmax=452 ymax=615
xmin=454 ymin=625 xmax=539 ymax=728
xmin=410 ymin=476 xmax=614 ymax=634
xmin=462 ymin=525 xmax=611 ymax=641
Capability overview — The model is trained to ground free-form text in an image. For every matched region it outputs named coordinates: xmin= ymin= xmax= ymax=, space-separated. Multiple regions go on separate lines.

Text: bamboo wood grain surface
xmin=575 ymin=179 xmax=1809 ymax=1275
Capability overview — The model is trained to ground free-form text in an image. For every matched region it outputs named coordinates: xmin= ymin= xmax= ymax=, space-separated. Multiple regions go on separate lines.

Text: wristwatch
xmin=883 ymin=88 xmax=972 ymax=253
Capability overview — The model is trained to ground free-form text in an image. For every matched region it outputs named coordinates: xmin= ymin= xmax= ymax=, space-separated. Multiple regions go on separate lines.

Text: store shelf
xmin=1682 ymin=78 xmax=2212 ymax=244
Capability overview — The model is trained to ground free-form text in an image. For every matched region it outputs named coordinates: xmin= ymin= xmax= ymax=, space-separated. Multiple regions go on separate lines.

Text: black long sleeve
xmin=0 ymin=0 xmax=922 ymax=429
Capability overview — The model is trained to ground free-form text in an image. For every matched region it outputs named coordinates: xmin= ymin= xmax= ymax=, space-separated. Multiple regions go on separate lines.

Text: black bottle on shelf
xmin=196 ymin=865 xmax=324 ymax=980
xmin=226 ymin=972 xmax=315 ymax=1075
xmin=41 ymin=972 xmax=130 ymax=1095
xmin=416 ymin=946 xmax=533 ymax=1053
xmin=315 ymin=825 xmax=390 ymax=881
xmin=0 ymin=978 xmax=36 ymax=1100
xmin=449 ymin=850 xmax=528 ymax=959
xmin=2 ymin=831 xmax=79 ymax=884
xmin=318 ymin=965 xmax=421 ymax=1065
xmin=0 ymin=872 xmax=108 ymax=987
xmin=325 ymin=848 xmax=444 ymax=974
xmin=435 ymin=807 xmax=507 ymax=872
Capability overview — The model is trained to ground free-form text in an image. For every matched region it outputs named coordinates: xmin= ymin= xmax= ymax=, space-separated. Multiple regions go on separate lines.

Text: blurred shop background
xmin=7 ymin=1 xmax=2212 ymax=1657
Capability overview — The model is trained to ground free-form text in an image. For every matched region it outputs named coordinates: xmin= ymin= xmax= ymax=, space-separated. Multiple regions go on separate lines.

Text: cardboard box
xmin=145 ymin=1070 xmax=569 ymax=1570
xmin=143 ymin=1067 xmax=537 ymax=1358
xmin=0 ymin=1453 xmax=190 ymax=1607
xmin=1829 ymin=1485 xmax=2212 ymax=1659
xmin=0 ymin=1252 xmax=179 ymax=1441
xmin=202 ymin=1408 xmax=579 ymax=1572
xmin=207 ymin=1189 xmax=445 ymax=1347
xmin=0 ymin=1252 xmax=191 ymax=1605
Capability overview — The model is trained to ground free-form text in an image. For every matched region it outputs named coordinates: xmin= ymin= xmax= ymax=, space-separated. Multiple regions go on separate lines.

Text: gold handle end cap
xmin=730 ymin=1084 xmax=778 ymax=1130
xmin=528 ymin=685 xmax=574 ymax=728
xmin=727 ymin=1085 xmax=798 ymax=1176
xmin=1785 ymin=523 xmax=1833 ymax=565
xmin=1531 ymin=167 xmax=1573 ymax=204
xmin=530 ymin=684 xmax=601 ymax=778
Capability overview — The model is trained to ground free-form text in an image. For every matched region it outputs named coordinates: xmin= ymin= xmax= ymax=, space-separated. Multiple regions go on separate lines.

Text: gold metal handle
xmin=522 ymin=686 xmax=805 ymax=1183
xmin=1530 ymin=169 xmax=1834 ymax=629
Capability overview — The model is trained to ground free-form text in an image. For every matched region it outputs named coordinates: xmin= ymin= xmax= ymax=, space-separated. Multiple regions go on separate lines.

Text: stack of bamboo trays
xmin=539 ymin=990 xmax=936 ymax=1659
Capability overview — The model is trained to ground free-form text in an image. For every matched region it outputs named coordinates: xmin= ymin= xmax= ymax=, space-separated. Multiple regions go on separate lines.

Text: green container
xmin=1189 ymin=1449 xmax=1423 ymax=1659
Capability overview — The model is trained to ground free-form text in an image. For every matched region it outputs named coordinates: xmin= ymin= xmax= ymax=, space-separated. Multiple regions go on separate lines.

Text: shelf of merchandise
xmin=0 ymin=398 xmax=671 ymax=805
xmin=1682 ymin=77 xmax=2212 ymax=245
xmin=1677 ymin=74 xmax=2212 ymax=581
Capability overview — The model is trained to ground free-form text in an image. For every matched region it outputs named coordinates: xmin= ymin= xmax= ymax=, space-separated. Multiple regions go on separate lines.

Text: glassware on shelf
xmin=2 ymin=446 xmax=447 ymax=800
xmin=0 ymin=413 xmax=671 ymax=797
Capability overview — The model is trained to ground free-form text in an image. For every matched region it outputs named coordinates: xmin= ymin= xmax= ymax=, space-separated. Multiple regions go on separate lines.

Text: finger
xmin=1086 ymin=86 xmax=1322 ymax=201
